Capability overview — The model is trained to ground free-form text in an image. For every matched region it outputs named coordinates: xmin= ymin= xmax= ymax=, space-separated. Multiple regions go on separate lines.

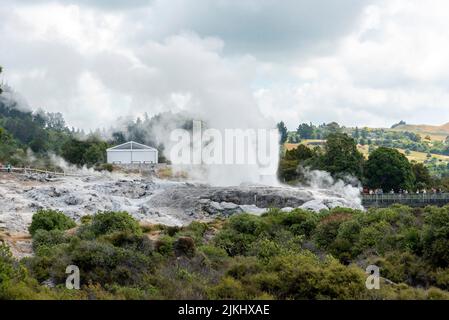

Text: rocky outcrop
xmin=0 ymin=172 xmax=362 ymax=234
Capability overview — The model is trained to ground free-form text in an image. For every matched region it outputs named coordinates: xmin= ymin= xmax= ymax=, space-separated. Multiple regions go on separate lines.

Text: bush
xmin=62 ymin=240 xmax=152 ymax=286
xmin=198 ymin=245 xmax=229 ymax=269
xmin=28 ymin=209 xmax=76 ymax=236
xmin=208 ymin=277 xmax=248 ymax=300
xmin=154 ymin=235 xmax=175 ymax=256
xmin=228 ymin=214 xmax=267 ymax=236
xmin=260 ymin=252 xmax=366 ymax=300
xmin=0 ymin=244 xmax=18 ymax=284
xmin=95 ymin=163 xmax=113 ymax=172
xmin=88 ymin=211 xmax=142 ymax=237
xmin=421 ymin=207 xmax=449 ymax=267
xmin=280 ymin=209 xmax=319 ymax=237
xmin=214 ymin=229 xmax=258 ymax=256
xmin=434 ymin=269 xmax=449 ymax=291
xmin=174 ymin=236 xmax=196 ymax=257
xmin=314 ymin=212 xmax=353 ymax=249
xmin=102 ymin=231 xmax=153 ymax=256
xmin=32 ymin=229 xmax=68 ymax=251
xmin=178 ymin=221 xmax=208 ymax=244
xmin=214 ymin=214 xmax=268 ymax=256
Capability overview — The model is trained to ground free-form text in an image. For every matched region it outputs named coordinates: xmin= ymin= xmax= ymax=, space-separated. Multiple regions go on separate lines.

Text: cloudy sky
xmin=1 ymin=0 xmax=449 ymax=130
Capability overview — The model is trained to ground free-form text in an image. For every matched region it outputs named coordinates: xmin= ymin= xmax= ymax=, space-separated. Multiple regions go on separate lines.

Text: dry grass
xmin=358 ymin=145 xmax=449 ymax=163
xmin=391 ymin=122 xmax=449 ymax=142
xmin=284 ymin=140 xmax=325 ymax=151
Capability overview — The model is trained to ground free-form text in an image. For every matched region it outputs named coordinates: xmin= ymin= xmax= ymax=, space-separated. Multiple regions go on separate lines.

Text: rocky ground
xmin=0 ymin=171 xmax=362 ymax=256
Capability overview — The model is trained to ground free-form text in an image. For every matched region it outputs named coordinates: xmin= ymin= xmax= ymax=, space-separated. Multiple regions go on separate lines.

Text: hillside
xmin=392 ymin=122 xmax=449 ymax=141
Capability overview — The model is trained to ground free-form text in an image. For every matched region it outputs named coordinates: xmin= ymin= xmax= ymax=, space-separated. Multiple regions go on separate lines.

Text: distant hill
xmin=392 ymin=122 xmax=449 ymax=136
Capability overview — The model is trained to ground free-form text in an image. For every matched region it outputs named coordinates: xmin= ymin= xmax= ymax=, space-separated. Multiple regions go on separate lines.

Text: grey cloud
xmin=143 ymin=0 xmax=377 ymax=58
xmin=2 ymin=0 xmax=153 ymax=10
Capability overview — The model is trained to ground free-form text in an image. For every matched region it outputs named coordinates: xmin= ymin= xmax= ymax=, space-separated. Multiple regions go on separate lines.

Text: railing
xmin=362 ymin=193 xmax=449 ymax=207
xmin=0 ymin=166 xmax=87 ymax=177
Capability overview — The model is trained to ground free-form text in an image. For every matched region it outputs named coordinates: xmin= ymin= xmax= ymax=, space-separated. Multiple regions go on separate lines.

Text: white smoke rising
xmin=165 ymin=121 xmax=280 ymax=186
xmin=48 ymin=153 xmax=98 ymax=175
xmin=298 ymin=167 xmax=363 ymax=211
xmin=112 ymin=112 xmax=280 ymax=187
xmin=0 ymin=85 xmax=31 ymax=112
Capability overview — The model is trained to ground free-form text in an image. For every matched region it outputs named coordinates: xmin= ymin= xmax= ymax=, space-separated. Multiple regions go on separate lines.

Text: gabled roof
xmin=107 ymin=141 xmax=157 ymax=151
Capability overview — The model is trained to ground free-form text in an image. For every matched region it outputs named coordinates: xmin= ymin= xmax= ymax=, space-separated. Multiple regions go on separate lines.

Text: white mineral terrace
xmin=0 ymin=171 xmax=362 ymax=234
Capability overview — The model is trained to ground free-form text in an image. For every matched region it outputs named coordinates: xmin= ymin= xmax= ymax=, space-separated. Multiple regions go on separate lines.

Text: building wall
xmin=132 ymin=150 xmax=158 ymax=163
xmin=107 ymin=150 xmax=158 ymax=164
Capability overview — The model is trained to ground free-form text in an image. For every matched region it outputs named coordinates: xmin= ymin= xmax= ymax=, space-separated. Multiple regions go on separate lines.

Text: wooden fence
xmin=0 ymin=166 xmax=87 ymax=177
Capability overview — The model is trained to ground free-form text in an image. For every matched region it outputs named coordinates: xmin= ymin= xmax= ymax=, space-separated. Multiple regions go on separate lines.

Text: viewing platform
xmin=362 ymin=193 xmax=449 ymax=208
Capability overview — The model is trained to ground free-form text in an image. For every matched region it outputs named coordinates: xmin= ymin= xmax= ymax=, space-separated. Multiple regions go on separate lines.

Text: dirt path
xmin=0 ymin=231 xmax=33 ymax=259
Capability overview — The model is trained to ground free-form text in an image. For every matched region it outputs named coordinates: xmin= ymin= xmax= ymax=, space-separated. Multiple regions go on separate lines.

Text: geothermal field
xmin=0 ymin=169 xmax=362 ymax=236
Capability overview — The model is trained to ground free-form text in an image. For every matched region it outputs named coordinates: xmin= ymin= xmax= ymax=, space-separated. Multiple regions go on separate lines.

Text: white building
xmin=106 ymin=141 xmax=158 ymax=165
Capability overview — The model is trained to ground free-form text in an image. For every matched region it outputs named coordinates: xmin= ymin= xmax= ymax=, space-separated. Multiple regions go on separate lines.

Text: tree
xmin=353 ymin=127 xmax=360 ymax=139
xmin=391 ymin=120 xmax=406 ymax=129
xmin=46 ymin=112 xmax=66 ymax=131
xmin=364 ymin=147 xmax=415 ymax=191
xmin=324 ymin=122 xmax=341 ymax=135
xmin=297 ymin=123 xmax=314 ymax=139
xmin=277 ymin=122 xmax=288 ymax=144
xmin=318 ymin=133 xmax=364 ymax=179
xmin=111 ymin=132 xmax=126 ymax=145
xmin=284 ymin=144 xmax=314 ymax=161
xmin=361 ymin=128 xmax=369 ymax=139
xmin=279 ymin=145 xmax=315 ymax=182
xmin=62 ymin=137 xmax=108 ymax=167
xmin=412 ymin=162 xmax=432 ymax=189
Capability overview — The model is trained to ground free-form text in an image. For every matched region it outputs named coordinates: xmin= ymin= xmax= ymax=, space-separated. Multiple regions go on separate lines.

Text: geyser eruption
xmin=168 ymin=119 xmax=280 ymax=186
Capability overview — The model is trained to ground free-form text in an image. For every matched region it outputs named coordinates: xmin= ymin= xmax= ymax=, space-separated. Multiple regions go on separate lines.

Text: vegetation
xmin=282 ymin=120 xmax=449 ymax=179
xmin=2 ymin=207 xmax=449 ymax=300
xmin=277 ymin=121 xmax=288 ymax=144
xmin=28 ymin=209 xmax=77 ymax=236
xmin=316 ymin=133 xmax=364 ymax=179
xmin=278 ymin=129 xmax=449 ymax=192
xmin=365 ymin=147 xmax=415 ymax=191
xmin=0 ymin=83 xmax=108 ymax=168
xmin=0 ymin=69 xmax=171 ymax=168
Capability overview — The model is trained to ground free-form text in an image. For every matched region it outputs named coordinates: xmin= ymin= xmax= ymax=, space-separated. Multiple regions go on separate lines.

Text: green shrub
xmin=421 ymin=206 xmax=449 ymax=267
xmin=102 ymin=231 xmax=153 ymax=256
xmin=178 ymin=221 xmax=208 ymax=244
xmin=95 ymin=163 xmax=113 ymax=172
xmin=0 ymin=244 xmax=18 ymax=284
xmin=214 ymin=214 xmax=268 ymax=256
xmin=208 ymin=277 xmax=248 ymax=300
xmin=314 ymin=212 xmax=353 ymax=248
xmin=214 ymin=229 xmax=257 ymax=256
xmin=263 ymin=253 xmax=366 ymax=299
xmin=80 ymin=215 xmax=93 ymax=225
xmin=66 ymin=240 xmax=152 ymax=286
xmin=249 ymin=239 xmax=281 ymax=261
xmin=198 ymin=245 xmax=229 ymax=269
xmin=434 ymin=269 xmax=449 ymax=291
xmin=28 ymin=209 xmax=76 ymax=236
xmin=154 ymin=235 xmax=175 ymax=256
xmin=226 ymin=256 xmax=262 ymax=280
xmin=280 ymin=209 xmax=319 ymax=237
xmin=174 ymin=236 xmax=195 ymax=257
xmin=32 ymin=229 xmax=68 ymax=251
xmin=228 ymin=214 xmax=266 ymax=236
xmin=89 ymin=211 xmax=142 ymax=237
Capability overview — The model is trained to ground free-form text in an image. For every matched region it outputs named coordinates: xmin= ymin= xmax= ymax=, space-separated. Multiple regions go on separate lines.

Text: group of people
xmin=365 ymin=188 xmax=444 ymax=195
xmin=0 ymin=163 xmax=12 ymax=173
